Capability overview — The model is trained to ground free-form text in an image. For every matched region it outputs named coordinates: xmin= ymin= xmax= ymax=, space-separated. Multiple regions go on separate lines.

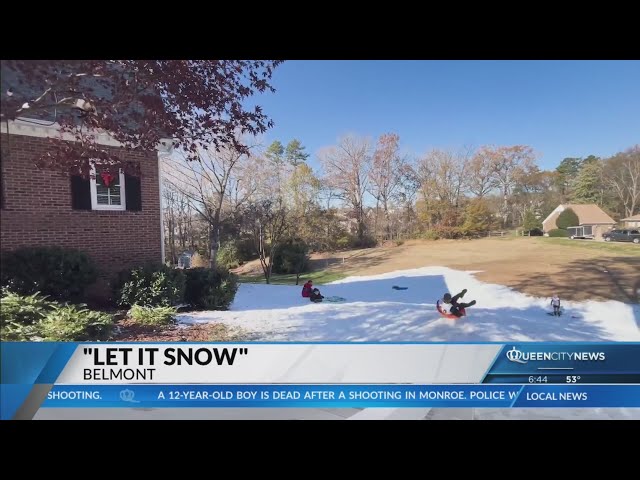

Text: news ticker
xmin=2 ymin=342 xmax=640 ymax=419
xmin=42 ymin=384 xmax=640 ymax=408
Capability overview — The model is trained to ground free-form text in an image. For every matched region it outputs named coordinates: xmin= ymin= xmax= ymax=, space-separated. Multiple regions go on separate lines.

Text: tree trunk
xmin=383 ymin=197 xmax=391 ymax=240
xmin=373 ymin=198 xmax=379 ymax=239
xmin=257 ymin=222 xmax=270 ymax=284
xmin=266 ymin=243 xmax=277 ymax=284
xmin=208 ymin=210 xmax=221 ymax=270
xmin=209 ymin=225 xmax=219 ymax=270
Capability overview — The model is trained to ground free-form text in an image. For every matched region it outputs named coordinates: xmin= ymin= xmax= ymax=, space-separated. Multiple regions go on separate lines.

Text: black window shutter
xmin=71 ymin=175 xmax=91 ymax=210
xmin=125 ymin=173 xmax=142 ymax=211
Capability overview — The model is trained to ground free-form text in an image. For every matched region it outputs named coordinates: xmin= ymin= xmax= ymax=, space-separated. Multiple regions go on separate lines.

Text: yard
xmin=235 ymin=236 xmax=640 ymax=303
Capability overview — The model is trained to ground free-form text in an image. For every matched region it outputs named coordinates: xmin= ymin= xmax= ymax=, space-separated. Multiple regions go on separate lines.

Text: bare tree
xmin=511 ymin=168 xmax=554 ymax=225
xmin=163 ymin=139 xmax=258 ymax=269
xmin=467 ymin=147 xmax=496 ymax=198
xmin=604 ymin=145 xmax=640 ymax=218
xmin=243 ymin=199 xmax=289 ymax=284
xmin=369 ymin=133 xmax=408 ymax=240
xmin=320 ymin=135 xmax=372 ymax=242
xmin=417 ymin=149 xmax=469 ymax=208
xmin=484 ymin=145 xmax=537 ymax=227
xmin=162 ymin=183 xmax=178 ymax=265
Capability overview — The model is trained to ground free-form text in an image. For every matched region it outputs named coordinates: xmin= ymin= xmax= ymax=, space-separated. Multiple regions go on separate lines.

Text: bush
xmin=128 ymin=305 xmax=177 ymax=326
xmin=461 ymin=199 xmax=494 ymax=237
xmin=272 ymin=239 xmax=310 ymax=275
xmin=1 ymin=246 xmax=98 ymax=301
xmin=548 ymin=228 xmax=569 ymax=237
xmin=335 ymin=235 xmax=353 ymax=249
xmin=557 ymin=208 xmax=579 ymax=229
xmin=423 ymin=230 xmax=440 ymax=240
xmin=423 ymin=226 xmax=462 ymax=240
xmin=352 ymin=235 xmax=377 ymax=249
xmin=190 ymin=252 xmax=208 ymax=268
xmin=113 ymin=264 xmax=186 ymax=308
xmin=39 ymin=304 xmax=113 ymax=341
xmin=1 ymin=289 xmax=114 ymax=341
xmin=217 ymin=242 xmax=241 ymax=269
xmin=0 ymin=289 xmax=51 ymax=341
xmin=236 ymin=237 xmax=258 ymax=263
xmin=184 ymin=267 xmax=239 ymax=310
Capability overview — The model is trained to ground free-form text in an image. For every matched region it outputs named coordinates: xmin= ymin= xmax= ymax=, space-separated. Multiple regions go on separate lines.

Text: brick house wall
xmin=1 ymin=131 xmax=164 ymax=302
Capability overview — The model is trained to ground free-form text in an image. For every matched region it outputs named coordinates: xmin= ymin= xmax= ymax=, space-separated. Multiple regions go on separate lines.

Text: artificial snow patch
xmin=177 ymin=266 xmax=640 ymax=342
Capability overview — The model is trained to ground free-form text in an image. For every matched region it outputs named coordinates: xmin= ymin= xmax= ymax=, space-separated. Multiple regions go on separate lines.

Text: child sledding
xmin=302 ymin=280 xmax=325 ymax=303
xmin=301 ymin=280 xmax=346 ymax=303
xmin=437 ymin=289 xmax=476 ymax=319
xmin=310 ymin=288 xmax=324 ymax=303
xmin=547 ymin=294 xmax=564 ymax=316
xmin=301 ymin=280 xmax=313 ymax=298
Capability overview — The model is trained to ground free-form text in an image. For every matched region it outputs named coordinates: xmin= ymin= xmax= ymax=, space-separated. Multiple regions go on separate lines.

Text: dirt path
xmin=318 ymin=238 xmax=640 ymax=303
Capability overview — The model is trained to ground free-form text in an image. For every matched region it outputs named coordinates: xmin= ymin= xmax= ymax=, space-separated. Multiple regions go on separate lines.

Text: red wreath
xmin=100 ymin=171 xmax=117 ymax=187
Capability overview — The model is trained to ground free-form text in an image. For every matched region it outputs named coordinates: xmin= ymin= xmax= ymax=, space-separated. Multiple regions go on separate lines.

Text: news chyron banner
xmin=2 ymin=342 xmax=640 ymax=419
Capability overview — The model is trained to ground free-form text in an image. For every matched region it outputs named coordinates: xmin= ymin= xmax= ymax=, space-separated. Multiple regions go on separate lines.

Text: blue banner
xmin=484 ymin=343 xmax=640 ymax=376
xmin=3 ymin=342 xmax=640 ymax=418
xmin=41 ymin=384 xmax=640 ymax=408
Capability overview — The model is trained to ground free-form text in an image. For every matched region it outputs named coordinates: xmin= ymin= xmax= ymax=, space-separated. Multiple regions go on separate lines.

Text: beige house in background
xmin=542 ymin=204 xmax=616 ymax=240
xmin=620 ymin=214 xmax=640 ymax=228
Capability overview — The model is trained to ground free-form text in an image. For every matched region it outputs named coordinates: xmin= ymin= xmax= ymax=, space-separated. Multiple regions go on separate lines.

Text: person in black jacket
xmin=442 ymin=289 xmax=476 ymax=317
xmin=310 ymin=288 xmax=324 ymax=303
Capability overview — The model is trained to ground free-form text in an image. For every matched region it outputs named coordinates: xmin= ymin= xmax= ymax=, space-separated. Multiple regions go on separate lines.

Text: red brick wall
xmin=0 ymin=133 xmax=162 ymax=300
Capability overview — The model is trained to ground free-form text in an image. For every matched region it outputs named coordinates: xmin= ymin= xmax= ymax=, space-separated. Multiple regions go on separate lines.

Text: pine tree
xmin=522 ymin=209 xmax=542 ymax=234
xmin=571 ymin=159 xmax=604 ymax=204
xmin=285 ymin=139 xmax=310 ymax=166
xmin=265 ymin=141 xmax=285 ymax=166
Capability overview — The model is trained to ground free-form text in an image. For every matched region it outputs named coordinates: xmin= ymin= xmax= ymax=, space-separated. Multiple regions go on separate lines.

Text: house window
xmin=90 ymin=166 xmax=126 ymax=211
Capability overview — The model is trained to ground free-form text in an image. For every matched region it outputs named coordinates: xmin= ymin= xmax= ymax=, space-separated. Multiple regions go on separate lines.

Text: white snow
xmin=175 ymin=266 xmax=640 ymax=420
xmin=178 ymin=266 xmax=640 ymax=342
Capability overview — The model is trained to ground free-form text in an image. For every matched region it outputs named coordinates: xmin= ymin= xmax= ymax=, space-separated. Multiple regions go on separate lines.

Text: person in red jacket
xmin=301 ymin=280 xmax=313 ymax=298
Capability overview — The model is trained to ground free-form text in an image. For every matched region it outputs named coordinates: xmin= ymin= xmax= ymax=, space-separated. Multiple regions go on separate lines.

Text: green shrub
xmin=423 ymin=230 xmax=440 ymax=240
xmin=461 ymin=199 xmax=494 ymax=237
xmin=1 ymin=246 xmax=98 ymax=301
xmin=272 ymin=239 xmax=310 ymax=274
xmin=114 ymin=264 xmax=186 ymax=307
xmin=128 ymin=305 xmax=177 ymax=326
xmin=0 ymin=289 xmax=52 ymax=341
xmin=236 ymin=237 xmax=258 ymax=262
xmin=39 ymin=304 xmax=113 ymax=341
xmin=1 ymin=289 xmax=114 ymax=341
xmin=423 ymin=226 xmax=462 ymax=240
xmin=395 ymin=240 xmax=405 ymax=246
xmin=548 ymin=228 xmax=569 ymax=238
xmin=335 ymin=235 xmax=353 ymax=249
xmin=217 ymin=242 xmax=241 ymax=269
xmin=352 ymin=235 xmax=377 ymax=249
xmin=184 ymin=267 xmax=239 ymax=310
xmin=556 ymin=208 xmax=579 ymax=229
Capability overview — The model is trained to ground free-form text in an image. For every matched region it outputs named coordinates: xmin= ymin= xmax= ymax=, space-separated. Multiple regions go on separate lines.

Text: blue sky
xmin=255 ymin=60 xmax=640 ymax=171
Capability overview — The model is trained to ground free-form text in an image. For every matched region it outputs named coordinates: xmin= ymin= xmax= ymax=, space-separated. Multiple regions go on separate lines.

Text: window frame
xmin=89 ymin=164 xmax=126 ymax=211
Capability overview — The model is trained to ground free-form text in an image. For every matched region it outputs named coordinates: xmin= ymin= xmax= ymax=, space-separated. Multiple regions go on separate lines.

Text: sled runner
xmin=325 ymin=296 xmax=347 ymax=303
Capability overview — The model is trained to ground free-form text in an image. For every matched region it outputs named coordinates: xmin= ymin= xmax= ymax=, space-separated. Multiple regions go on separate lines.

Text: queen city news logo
xmin=506 ymin=346 xmax=606 ymax=364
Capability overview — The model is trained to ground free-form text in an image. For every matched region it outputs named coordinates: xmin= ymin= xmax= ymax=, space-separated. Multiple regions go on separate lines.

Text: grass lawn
xmin=237 ymin=269 xmax=347 ymax=285
xmin=535 ymin=237 xmax=640 ymax=256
